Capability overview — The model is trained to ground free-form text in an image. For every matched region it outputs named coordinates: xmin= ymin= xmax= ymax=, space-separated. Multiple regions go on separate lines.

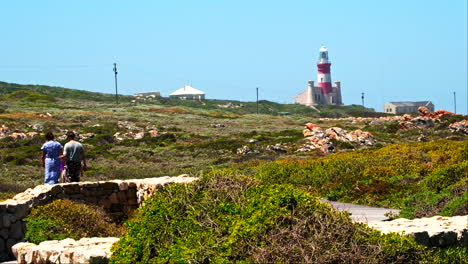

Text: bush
xmin=422 ymin=161 xmax=468 ymax=192
xmin=24 ymin=199 xmax=123 ymax=244
xmin=253 ymin=140 xmax=467 ymax=210
xmin=110 ymin=173 xmax=435 ymax=263
xmin=399 ymin=179 xmax=468 ymax=218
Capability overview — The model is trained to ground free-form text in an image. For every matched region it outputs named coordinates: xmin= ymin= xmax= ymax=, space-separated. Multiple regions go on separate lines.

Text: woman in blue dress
xmin=41 ymin=132 xmax=63 ymax=184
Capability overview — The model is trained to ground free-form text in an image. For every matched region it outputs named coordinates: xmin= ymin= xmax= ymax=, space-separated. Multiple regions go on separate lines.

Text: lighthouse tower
xmin=293 ymin=46 xmax=343 ymax=106
xmin=317 ymin=46 xmax=334 ymax=104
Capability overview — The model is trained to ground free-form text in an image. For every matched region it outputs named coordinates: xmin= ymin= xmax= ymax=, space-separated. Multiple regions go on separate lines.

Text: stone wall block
xmin=126 ymin=188 xmax=137 ymax=199
xmin=98 ymin=199 xmax=111 ymax=209
xmin=6 ymin=204 xmax=17 ymax=213
xmin=14 ymin=203 xmax=30 ymax=220
xmin=2 ymin=215 xmax=11 ymax=228
xmin=109 ymin=203 xmax=123 ymax=213
xmin=430 ymin=231 xmax=458 ymax=247
xmin=30 ymin=197 xmax=40 ymax=207
xmin=100 ymin=182 xmax=118 ymax=190
xmin=409 ymin=232 xmax=430 ymax=246
xmin=117 ymin=192 xmax=127 ymax=203
xmin=84 ymin=196 xmax=97 ymax=204
xmin=68 ymin=194 xmax=84 ymax=201
xmin=0 ymin=204 xmax=6 ymax=214
xmin=118 ymin=181 xmax=129 ymax=191
xmin=0 ymin=229 xmax=8 ymax=239
xmin=109 ymin=193 xmax=118 ymax=204
xmin=48 ymin=185 xmax=64 ymax=196
xmin=6 ymin=238 xmax=16 ymax=256
xmin=460 ymin=229 xmax=468 ymax=247
xmin=93 ymin=189 xmax=113 ymax=197
xmin=8 ymin=215 xmax=16 ymax=225
xmin=127 ymin=198 xmax=138 ymax=205
xmin=9 ymin=221 xmax=23 ymax=240
xmin=0 ymin=237 xmax=4 ymax=252
xmin=63 ymin=184 xmax=81 ymax=195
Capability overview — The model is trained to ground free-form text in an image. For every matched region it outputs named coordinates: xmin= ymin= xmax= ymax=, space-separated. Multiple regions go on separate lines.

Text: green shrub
xmin=423 ymin=161 xmax=468 ymax=192
xmin=7 ymin=90 xmax=54 ymax=102
xmin=399 ymin=179 xmax=467 ymax=218
xmin=440 ymin=192 xmax=468 ymax=216
xmin=253 ymin=140 xmax=467 ymax=209
xmin=24 ymin=199 xmax=123 ymax=244
xmin=111 ymin=174 xmax=434 ymax=263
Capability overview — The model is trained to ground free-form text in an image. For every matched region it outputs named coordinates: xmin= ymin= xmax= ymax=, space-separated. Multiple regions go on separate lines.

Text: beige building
xmin=383 ymin=101 xmax=434 ymax=114
xmin=294 ymin=80 xmax=342 ymax=106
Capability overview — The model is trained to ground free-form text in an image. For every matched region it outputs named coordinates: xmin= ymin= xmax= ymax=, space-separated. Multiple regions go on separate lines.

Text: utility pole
xmin=453 ymin=91 xmax=456 ymax=114
xmin=113 ymin=63 xmax=118 ymax=104
xmin=256 ymin=87 xmax=259 ymax=114
xmin=361 ymin=92 xmax=365 ymax=107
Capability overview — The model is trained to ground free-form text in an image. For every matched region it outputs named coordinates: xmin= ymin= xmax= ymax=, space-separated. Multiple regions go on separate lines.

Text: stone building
xmin=383 ymin=101 xmax=434 ymax=114
xmin=294 ymin=46 xmax=342 ymax=106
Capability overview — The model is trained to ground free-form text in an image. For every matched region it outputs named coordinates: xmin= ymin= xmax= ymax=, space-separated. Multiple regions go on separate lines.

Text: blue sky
xmin=1 ymin=0 xmax=467 ymax=114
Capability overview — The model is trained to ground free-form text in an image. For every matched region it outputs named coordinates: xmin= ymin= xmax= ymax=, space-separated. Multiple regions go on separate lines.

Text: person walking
xmin=41 ymin=132 xmax=63 ymax=185
xmin=62 ymin=131 xmax=87 ymax=182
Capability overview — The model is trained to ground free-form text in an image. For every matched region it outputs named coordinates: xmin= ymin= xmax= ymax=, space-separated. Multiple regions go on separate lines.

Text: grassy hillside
xmin=0 ymin=81 xmax=130 ymax=103
xmin=1 ymin=81 xmax=466 ymax=262
xmin=0 ymin=81 xmax=379 ymax=117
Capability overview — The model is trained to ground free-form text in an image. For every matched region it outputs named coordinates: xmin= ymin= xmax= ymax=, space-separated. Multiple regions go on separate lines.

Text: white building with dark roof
xmin=169 ymin=85 xmax=205 ymax=100
xmin=383 ymin=101 xmax=434 ymax=114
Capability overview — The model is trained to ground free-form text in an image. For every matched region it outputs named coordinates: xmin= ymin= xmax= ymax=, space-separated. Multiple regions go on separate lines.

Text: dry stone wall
xmin=0 ymin=175 xmax=197 ymax=261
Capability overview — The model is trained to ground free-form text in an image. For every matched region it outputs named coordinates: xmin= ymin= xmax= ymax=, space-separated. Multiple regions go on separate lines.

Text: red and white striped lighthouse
xmin=317 ymin=46 xmax=333 ymax=99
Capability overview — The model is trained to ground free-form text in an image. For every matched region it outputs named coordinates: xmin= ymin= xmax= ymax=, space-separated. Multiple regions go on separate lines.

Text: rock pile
xmin=368 ymin=215 xmax=468 ymax=247
xmin=217 ymin=102 xmax=244 ymax=108
xmin=399 ymin=116 xmax=435 ymax=129
xmin=12 ymin=237 xmax=119 ymax=264
xmin=449 ymin=120 xmax=468 ymax=134
xmin=418 ymin=106 xmax=455 ymax=119
xmin=297 ymin=123 xmax=376 ymax=153
xmin=236 ymin=145 xmax=259 ymax=155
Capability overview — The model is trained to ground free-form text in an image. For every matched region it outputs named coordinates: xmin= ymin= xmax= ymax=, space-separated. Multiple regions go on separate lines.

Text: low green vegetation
xmin=253 ymin=140 xmax=467 ymax=215
xmin=24 ymin=199 xmax=123 ymax=244
xmin=111 ymin=174 xmax=438 ymax=264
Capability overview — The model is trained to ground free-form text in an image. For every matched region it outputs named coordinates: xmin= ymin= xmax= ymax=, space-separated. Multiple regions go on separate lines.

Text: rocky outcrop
xmin=12 ymin=237 xmax=119 ymax=264
xmin=0 ymin=175 xmax=197 ymax=261
xmin=449 ymin=120 xmax=468 ymax=134
xmin=297 ymin=123 xmax=376 ymax=153
xmin=368 ymin=215 xmax=468 ymax=247
xmin=418 ymin=106 xmax=455 ymax=119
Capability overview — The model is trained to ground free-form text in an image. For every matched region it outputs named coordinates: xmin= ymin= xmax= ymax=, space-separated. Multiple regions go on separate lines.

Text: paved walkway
xmin=323 ymin=200 xmax=400 ymax=223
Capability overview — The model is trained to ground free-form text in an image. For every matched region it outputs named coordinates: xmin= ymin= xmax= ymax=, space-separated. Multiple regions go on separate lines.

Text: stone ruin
xmin=0 ymin=175 xmax=197 ymax=262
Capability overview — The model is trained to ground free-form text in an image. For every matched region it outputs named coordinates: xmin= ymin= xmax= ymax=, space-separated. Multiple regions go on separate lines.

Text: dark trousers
xmin=66 ymin=160 xmax=81 ymax=182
